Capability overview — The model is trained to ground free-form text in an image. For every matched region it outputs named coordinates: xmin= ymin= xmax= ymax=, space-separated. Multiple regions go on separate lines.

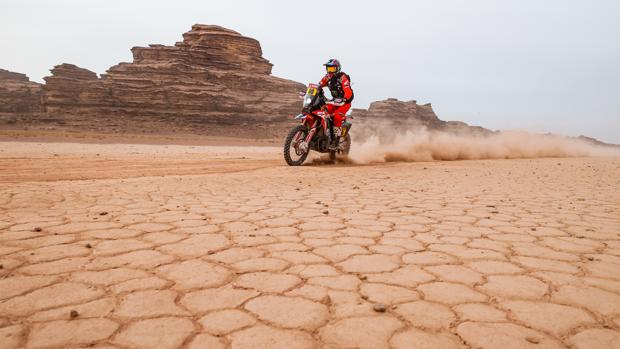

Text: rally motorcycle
xmin=283 ymin=84 xmax=352 ymax=166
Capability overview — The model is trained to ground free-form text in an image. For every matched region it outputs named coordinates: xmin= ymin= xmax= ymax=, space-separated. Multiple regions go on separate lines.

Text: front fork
xmin=304 ymin=125 xmax=317 ymax=145
xmin=293 ymin=119 xmax=318 ymax=154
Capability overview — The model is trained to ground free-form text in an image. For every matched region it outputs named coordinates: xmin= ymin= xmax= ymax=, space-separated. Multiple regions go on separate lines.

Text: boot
xmin=329 ymin=127 xmax=341 ymax=150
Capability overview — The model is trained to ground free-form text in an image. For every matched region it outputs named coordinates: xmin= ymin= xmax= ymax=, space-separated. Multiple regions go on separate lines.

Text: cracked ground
xmin=1 ymin=142 xmax=619 ymax=349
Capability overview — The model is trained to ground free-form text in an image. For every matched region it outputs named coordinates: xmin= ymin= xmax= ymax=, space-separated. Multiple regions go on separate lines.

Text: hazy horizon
xmin=2 ymin=0 xmax=619 ymax=143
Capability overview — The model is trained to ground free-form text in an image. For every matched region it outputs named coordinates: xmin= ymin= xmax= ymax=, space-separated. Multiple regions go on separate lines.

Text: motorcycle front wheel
xmin=284 ymin=125 xmax=310 ymax=166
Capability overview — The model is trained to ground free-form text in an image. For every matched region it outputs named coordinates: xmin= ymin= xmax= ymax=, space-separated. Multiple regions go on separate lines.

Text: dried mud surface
xmin=1 ymin=141 xmax=619 ymax=349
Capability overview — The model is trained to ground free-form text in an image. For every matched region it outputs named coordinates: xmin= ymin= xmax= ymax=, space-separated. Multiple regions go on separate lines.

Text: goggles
xmin=326 ymin=66 xmax=338 ymax=73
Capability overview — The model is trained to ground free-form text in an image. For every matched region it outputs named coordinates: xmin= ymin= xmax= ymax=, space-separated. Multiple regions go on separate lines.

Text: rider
xmin=319 ymin=59 xmax=354 ymax=149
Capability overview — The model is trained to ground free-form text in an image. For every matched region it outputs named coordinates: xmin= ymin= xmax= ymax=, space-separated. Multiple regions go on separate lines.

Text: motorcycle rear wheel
xmin=284 ymin=125 xmax=310 ymax=166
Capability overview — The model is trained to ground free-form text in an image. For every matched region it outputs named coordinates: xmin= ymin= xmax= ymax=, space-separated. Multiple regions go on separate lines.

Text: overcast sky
xmin=2 ymin=0 xmax=619 ymax=143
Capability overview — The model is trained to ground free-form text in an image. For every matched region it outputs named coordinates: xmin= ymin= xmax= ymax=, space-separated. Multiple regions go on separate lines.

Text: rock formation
xmin=352 ymin=98 xmax=491 ymax=135
xmin=0 ymin=69 xmax=42 ymax=114
xmin=38 ymin=24 xmax=305 ymax=136
xmin=42 ymin=64 xmax=107 ymax=116
xmin=576 ymin=135 xmax=620 ymax=149
xmin=352 ymin=98 xmax=442 ymax=128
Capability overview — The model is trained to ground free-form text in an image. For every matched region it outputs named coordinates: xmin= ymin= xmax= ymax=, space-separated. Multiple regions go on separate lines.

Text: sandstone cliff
xmin=352 ymin=98 xmax=491 ymax=135
xmin=353 ymin=98 xmax=442 ymax=128
xmin=38 ymin=24 xmax=305 ymax=136
xmin=0 ymin=69 xmax=42 ymax=114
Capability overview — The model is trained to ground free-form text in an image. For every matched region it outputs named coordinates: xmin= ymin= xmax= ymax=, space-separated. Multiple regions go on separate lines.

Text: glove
xmin=331 ymin=98 xmax=345 ymax=106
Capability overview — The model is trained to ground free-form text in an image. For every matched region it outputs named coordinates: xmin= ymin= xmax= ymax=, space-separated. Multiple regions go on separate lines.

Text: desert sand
xmin=1 ymin=140 xmax=620 ymax=349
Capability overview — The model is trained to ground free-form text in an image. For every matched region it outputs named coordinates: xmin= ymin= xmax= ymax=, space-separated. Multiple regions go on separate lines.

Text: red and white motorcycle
xmin=283 ymin=84 xmax=352 ymax=166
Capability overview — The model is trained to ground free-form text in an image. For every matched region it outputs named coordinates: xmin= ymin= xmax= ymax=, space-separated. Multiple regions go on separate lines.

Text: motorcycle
xmin=283 ymin=83 xmax=352 ymax=166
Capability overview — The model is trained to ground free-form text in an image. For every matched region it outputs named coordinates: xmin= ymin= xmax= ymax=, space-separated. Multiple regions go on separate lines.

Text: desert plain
xmin=0 ymin=139 xmax=619 ymax=349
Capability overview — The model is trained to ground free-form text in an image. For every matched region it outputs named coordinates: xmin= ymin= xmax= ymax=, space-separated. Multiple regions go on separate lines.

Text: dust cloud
xmin=348 ymin=123 xmax=620 ymax=164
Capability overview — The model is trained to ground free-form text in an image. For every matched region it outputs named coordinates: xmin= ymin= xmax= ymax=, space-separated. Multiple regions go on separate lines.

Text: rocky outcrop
xmin=40 ymin=24 xmax=304 ymax=133
xmin=353 ymin=98 xmax=492 ymax=135
xmin=42 ymin=64 xmax=108 ymax=115
xmin=576 ymin=135 xmax=620 ymax=149
xmin=352 ymin=98 xmax=443 ymax=128
xmin=0 ymin=69 xmax=42 ymax=113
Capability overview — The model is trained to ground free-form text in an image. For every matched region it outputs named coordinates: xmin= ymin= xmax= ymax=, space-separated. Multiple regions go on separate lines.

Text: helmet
xmin=323 ymin=59 xmax=341 ymax=74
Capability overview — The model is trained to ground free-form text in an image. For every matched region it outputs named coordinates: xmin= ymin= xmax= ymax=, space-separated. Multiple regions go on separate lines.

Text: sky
xmin=2 ymin=0 xmax=619 ymax=143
